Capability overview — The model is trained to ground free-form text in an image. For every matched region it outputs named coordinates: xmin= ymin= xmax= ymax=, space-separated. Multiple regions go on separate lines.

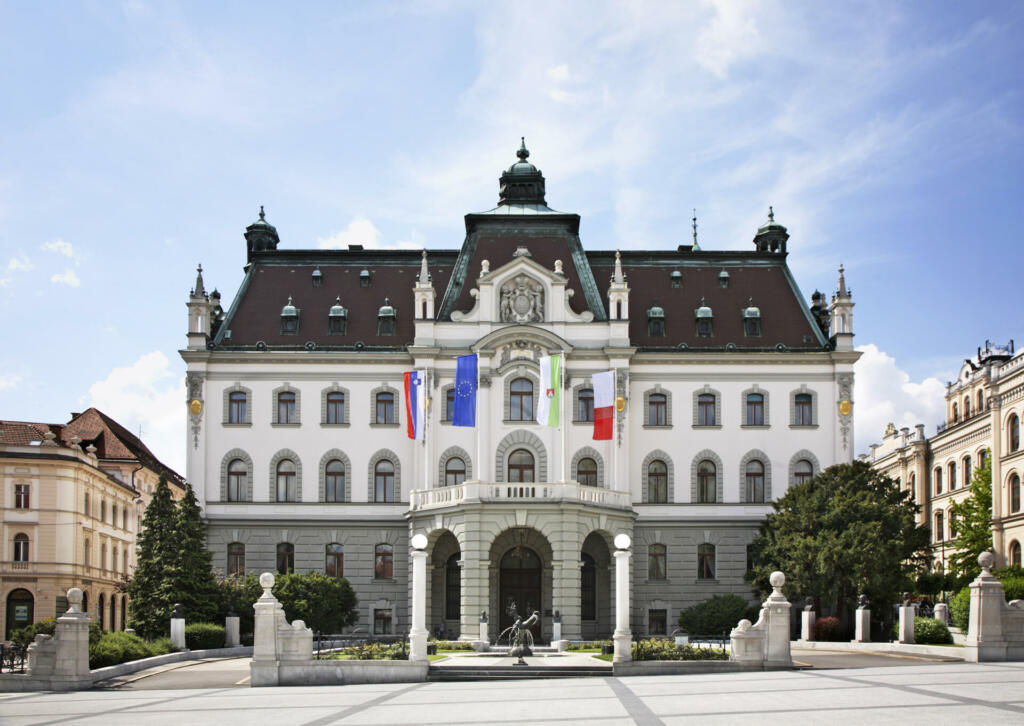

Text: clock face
xmin=839 ymin=400 xmax=852 ymax=416
xmin=189 ymin=399 xmax=203 ymax=416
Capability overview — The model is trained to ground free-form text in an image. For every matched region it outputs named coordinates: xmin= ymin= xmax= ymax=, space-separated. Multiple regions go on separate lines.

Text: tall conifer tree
xmin=127 ymin=474 xmax=178 ymax=638
xmin=171 ymin=483 xmax=220 ymax=623
xmin=949 ymin=458 xmax=994 ymax=579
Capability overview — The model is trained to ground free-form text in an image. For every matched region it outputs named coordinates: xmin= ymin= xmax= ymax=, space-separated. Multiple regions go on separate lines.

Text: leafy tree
xmin=949 ymin=458 xmax=993 ymax=579
xmin=169 ymin=483 xmax=221 ymax=624
xmin=218 ymin=574 xmax=263 ymax=636
xmin=678 ymin=594 xmax=761 ymax=635
xmin=127 ymin=474 xmax=178 ymax=638
xmin=747 ymin=461 xmax=930 ymax=628
xmin=272 ymin=572 xmax=359 ymax=635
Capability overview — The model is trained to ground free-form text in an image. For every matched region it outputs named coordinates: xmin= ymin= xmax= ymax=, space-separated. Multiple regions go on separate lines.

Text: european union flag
xmin=453 ymin=354 xmax=477 ymax=427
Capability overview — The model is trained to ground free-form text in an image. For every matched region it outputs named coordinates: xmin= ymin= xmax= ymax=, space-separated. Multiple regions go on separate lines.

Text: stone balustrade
xmin=409 ymin=480 xmax=632 ymax=511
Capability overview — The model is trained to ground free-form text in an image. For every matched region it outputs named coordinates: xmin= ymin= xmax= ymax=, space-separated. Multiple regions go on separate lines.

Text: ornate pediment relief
xmin=499 ymin=274 xmax=544 ymax=323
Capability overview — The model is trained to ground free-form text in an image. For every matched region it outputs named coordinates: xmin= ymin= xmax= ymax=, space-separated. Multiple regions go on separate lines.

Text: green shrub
xmin=430 ymin=639 xmax=474 ymax=651
xmin=994 ymin=565 xmax=1024 ymax=580
xmin=1001 ymin=577 xmax=1024 ymax=602
xmin=11 ymin=619 xmax=57 ymax=646
xmin=149 ymin=637 xmax=177 ymax=655
xmin=914 ymin=616 xmax=953 ymax=644
xmin=332 ymin=642 xmax=407 ymax=660
xmin=678 ymin=594 xmax=759 ymax=635
xmin=89 ymin=632 xmax=154 ymax=669
xmin=632 ymin=638 xmax=728 ymax=661
xmin=567 ymin=640 xmax=611 ymax=651
xmin=185 ymin=622 xmax=226 ymax=650
xmin=812 ymin=616 xmax=846 ymax=642
xmin=950 ymin=587 xmax=971 ymax=630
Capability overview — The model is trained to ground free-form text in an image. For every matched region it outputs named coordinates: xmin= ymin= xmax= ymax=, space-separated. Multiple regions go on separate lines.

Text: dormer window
xmin=743 ymin=300 xmax=761 ymax=337
xmin=328 ymin=297 xmax=347 ymax=335
xmin=670 ymin=270 xmax=682 ymax=288
xmin=280 ymin=297 xmax=299 ymax=335
xmin=311 ymin=267 xmax=323 ymax=287
xmin=696 ymin=298 xmax=713 ymax=337
xmin=718 ymin=270 xmax=730 ymax=288
xmin=647 ymin=304 xmax=665 ymax=337
xmin=377 ymin=298 xmax=396 ymax=336
xmin=359 ymin=269 xmax=371 ymax=287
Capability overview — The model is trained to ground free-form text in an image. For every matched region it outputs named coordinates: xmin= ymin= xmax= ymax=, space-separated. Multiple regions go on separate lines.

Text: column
xmin=409 ymin=534 xmax=429 ymax=662
xmin=460 ymin=523 xmax=490 ymax=641
xmin=612 ymin=534 xmax=632 ymax=663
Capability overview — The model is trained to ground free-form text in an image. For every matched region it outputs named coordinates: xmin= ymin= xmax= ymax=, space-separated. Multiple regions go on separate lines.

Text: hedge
xmin=185 ymin=622 xmax=226 ymax=650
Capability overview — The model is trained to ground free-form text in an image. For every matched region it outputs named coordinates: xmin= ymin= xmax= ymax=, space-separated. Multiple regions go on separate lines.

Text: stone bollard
xmin=612 ymin=533 xmax=633 ymax=663
xmin=250 ymin=572 xmax=313 ymax=687
xmin=965 ymin=552 xmax=1008 ymax=661
xmin=897 ymin=593 xmax=915 ymax=644
xmin=800 ymin=597 xmax=816 ymax=641
xmin=225 ymin=607 xmax=240 ymax=648
xmin=478 ymin=611 xmax=489 ymax=645
xmin=552 ymin=610 xmax=562 ymax=643
xmin=853 ymin=594 xmax=871 ymax=643
xmin=730 ymin=571 xmax=791 ymax=666
xmin=170 ymin=603 xmax=186 ymax=650
xmin=934 ymin=603 xmax=950 ymax=625
xmin=27 ymin=587 xmax=92 ymax=686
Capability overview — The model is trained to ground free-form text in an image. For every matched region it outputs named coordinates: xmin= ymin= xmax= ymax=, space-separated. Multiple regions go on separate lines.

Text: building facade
xmin=864 ymin=341 xmax=1024 ymax=573
xmin=0 ymin=409 xmax=185 ymax=639
xmin=183 ymin=142 xmax=860 ymax=641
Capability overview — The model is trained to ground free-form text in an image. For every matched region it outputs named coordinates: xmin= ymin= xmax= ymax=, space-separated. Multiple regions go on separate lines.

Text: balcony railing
xmin=409 ymin=480 xmax=633 ymax=512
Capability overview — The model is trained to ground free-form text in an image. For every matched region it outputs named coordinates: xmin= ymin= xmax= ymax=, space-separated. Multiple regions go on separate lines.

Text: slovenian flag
xmin=536 ymin=354 xmax=561 ymax=427
xmin=404 ymin=370 xmax=426 ymax=440
xmin=592 ymin=371 xmax=614 ymax=440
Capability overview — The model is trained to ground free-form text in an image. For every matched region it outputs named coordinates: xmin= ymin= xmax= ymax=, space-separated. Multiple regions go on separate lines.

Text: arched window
xmin=581 ymin=553 xmax=596 ymax=621
xmin=934 ymin=510 xmax=944 ymax=542
xmin=963 ymin=455 xmax=972 ymax=488
xmin=121 ymin=595 xmax=127 ymax=631
xmin=697 ymin=543 xmax=716 ymax=580
xmin=276 ymin=543 xmax=294 ymax=574
xmin=98 ymin=593 xmax=106 ymax=630
xmin=113 ymin=546 xmax=119 ymax=573
xmin=374 ymin=544 xmax=393 ymax=579
xmin=978 ymin=390 xmax=985 ymax=411
xmin=794 ymin=393 xmax=813 ymax=426
xmin=228 ymin=459 xmax=247 ymax=502
xmin=508 ymin=449 xmax=535 ymax=483
xmin=84 ymin=538 xmax=90 ymax=566
xmin=325 ymin=459 xmax=345 ymax=502
xmin=376 ymin=392 xmax=396 ymax=424
xmin=952 ymin=402 xmax=958 ymax=422
xmin=326 ymin=392 xmax=345 ymax=424
xmin=123 ymin=549 xmax=129 ymax=573
xmin=697 ymin=393 xmax=716 ymax=426
xmin=697 ymin=460 xmax=716 ymax=503
xmin=326 ymin=543 xmax=344 ymax=577
xmin=509 ymin=378 xmax=534 ymax=421
xmin=949 ymin=509 xmax=957 ymax=538
xmin=577 ymin=457 xmax=598 ymax=487
xmin=578 ymin=388 xmax=594 ymax=423
xmin=228 ymin=391 xmax=247 ymax=424
xmin=934 ymin=466 xmax=943 ymax=494
xmin=1010 ymin=414 xmax=1020 ymax=452
xmin=745 ymin=393 xmax=764 ymax=426
xmin=1010 ymin=474 xmax=1021 ymax=514
xmin=647 ymin=393 xmax=667 ymax=426
xmin=100 ymin=543 xmax=107 ymax=571
xmin=13 ymin=533 xmax=29 ymax=562
xmin=277 ymin=391 xmax=297 ymax=424
xmin=746 ymin=460 xmax=765 ymax=503
xmin=227 ymin=542 xmax=245 ymax=576
xmin=964 ymin=396 xmax=971 ymax=418
xmin=374 ymin=460 xmax=396 ymax=502
xmin=445 ymin=553 xmax=460 ymax=620
xmin=794 ymin=459 xmax=813 ymax=484
xmin=648 ymin=460 xmax=668 ymax=503
xmin=445 ymin=457 xmax=466 ymax=486
xmin=276 ymin=459 xmax=297 ymax=502
xmin=949 ymin=461 xmax=957 ymax=491
xmin=647 ymin=544 xmax=666 ymax=580
xmin=1010 ymin=540 xmax=1022 ymax=567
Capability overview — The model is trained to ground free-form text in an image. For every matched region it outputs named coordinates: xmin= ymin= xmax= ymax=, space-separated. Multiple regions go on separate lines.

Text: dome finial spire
xmin=517 ymin=136 xmax=529 ymax=161
xmin=259 ymin=205 xmax=266 ymax=222
xmin=768 ymin=205 xmax=774 ymax=222
xmin=692 ymin=209 xmax=700 ymax=250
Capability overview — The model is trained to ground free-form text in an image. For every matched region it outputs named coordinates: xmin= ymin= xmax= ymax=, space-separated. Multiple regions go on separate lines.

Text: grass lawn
xmin=428 ymin=654 xmax=448 ymax=662
xmin=593 ymin=653 xmax=614 ymax=662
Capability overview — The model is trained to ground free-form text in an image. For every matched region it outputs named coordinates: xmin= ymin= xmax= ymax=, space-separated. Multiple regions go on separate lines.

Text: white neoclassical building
xmin=181 ymin=141 xmax=860 ymax=641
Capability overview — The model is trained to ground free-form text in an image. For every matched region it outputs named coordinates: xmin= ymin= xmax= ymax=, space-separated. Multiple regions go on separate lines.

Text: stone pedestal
xmin=612 ymin=545 xmax=632 ymax=663
xmin=801 ymin=610 xmax=816 ymax=641
xmin=408 ymin=548 xmax=429 ymax=662
xmin=27 ymin=588 xmax=91 ymax=687
xmin=250 ymin=572 xmax=314 ymax=687
xmin=763 ymin=573 xmax=792 ymax=666
xmin=934 ymin=603 xmax=950 ymax=625
xmin=897 ymin=605 xmax=915 ymax=644
xmin=853 ymin=608 xmax=871 ymax=643
xmin=552 ymin=620 xmax=562 ymax=643
xmin=170 ymin=618 xmax=186 ymax=649
xmin=966 ymin=552 xmax=1008 ymax=661
xmin=225 ymin=615 xmax=240 ymax=648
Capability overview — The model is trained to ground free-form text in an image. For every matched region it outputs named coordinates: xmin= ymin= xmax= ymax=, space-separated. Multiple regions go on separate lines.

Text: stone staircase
xmin=427 ymin=664 xmax=610 ymax=681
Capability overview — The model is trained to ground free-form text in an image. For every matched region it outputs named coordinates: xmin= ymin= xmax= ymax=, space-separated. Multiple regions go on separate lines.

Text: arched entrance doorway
xmin=499 ymin=547 xmax=542 ymax=642
xmin=5 ymin=588 xmax=34 ymax=639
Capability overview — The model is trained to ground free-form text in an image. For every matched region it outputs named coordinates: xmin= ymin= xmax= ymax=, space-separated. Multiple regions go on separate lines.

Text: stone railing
xmin=409 ymin=481 xmax=632 ymax=511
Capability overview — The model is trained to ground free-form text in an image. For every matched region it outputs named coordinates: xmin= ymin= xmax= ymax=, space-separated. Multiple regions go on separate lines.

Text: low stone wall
xmin=614 ymin=661 xmax=779 ymax=677
xmin=90 ymin=646 xmax=253 ymax=682
xmin=792 ymin=640 xmax=964 ymax=660
xmin=252 ymin=659 xmax=428 ymax=687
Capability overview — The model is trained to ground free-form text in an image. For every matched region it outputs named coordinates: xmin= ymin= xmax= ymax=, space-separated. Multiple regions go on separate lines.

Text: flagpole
xmin=423 ymin=368 xmax=429 ymax=489
xmin=560 ymin=352 xmax=567 ymax=483
xmin=612 ymin=367 xmax=618 ymax=491
xmin=474 ymin=354 xmax=481 ymax=484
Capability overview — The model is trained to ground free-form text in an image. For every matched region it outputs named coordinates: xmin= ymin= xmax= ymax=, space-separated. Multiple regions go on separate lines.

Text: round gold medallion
xmin=189 ymin=399 xmax=203 ymax=416
xmin=615 ymin=395 xmax=627 ymax=412
xmin=839 ymin=400 xmax=852 ymax=416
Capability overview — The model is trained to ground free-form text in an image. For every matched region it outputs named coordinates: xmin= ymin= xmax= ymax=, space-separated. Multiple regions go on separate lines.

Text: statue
xmin=507 ymin=610 xmax=540 ymax=666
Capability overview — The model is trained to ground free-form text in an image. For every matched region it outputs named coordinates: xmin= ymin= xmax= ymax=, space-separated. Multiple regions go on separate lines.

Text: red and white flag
xmin=592 ymin=371 xmax=614 ymax=440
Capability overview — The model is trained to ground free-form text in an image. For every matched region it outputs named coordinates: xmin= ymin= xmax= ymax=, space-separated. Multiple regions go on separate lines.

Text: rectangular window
xmin=648 ymin=545 xmax=666 ymax=580
xmin=578 ymin=389 xmax=594 ymax=422
xmin=278 ymin=392 xmax=296 ymax=424
xmin=326 ymin=544 xmax=344 ymax=578
xmin=326 ymin=392 xmax=345 ymax=424
xmin=376 ymin=393 xmax=395 ymax=424
xmin=229 ymin=392 xmax=247 ymax=423
xmin=84 ymin=492 xmax=89 ymax=516
xmin=647 ymin=394 xmax=667 ymax=426
xmin=444 ymin=389 xmax=455 ymax=422
xmin=373 ymin=609 xmax=393 ymax=635
xmin=14 ymin=484 xmax=29 ymax=509
xmin=375 ymin=544 xmax=394 ymax=579
xmin=697 ymin=394 xmax=716 ymax=426
xmin=227 ymin=544 xmax=245 ymax=577
xmin=745 ymin=394 xmax=764 ymax=426
xmin=648 ymin=609 xmax=667 ymax=636
xmin=697 ymin=544 xmax=716 ymax=580
xmin=794 ymin=394 xmax=812 ymax=426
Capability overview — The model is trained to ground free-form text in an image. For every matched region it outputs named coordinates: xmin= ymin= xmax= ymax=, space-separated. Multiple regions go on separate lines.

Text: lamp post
xmin=612 ymin=533 xmax=632 ymax=663
xmin=409 ymin=533 xmax=429 ymax=662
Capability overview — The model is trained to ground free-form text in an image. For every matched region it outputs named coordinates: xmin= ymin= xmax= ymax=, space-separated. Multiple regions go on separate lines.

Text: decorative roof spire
xmin=691 ymin=209 xmax=700 ymax=251
xmin=613 ymin=250 xmax=624 ymax=283
xmin=517 ymin=136 xmax=529 ymax=161
xmin=498 ymin=137 xmax=546 ymax=206
xmin=837 ymin=264 xmax=848 ymax=297
xmin=259 ymin=205 xmax=266 ymax=222
xmin=418 ymin=250 xmax=430 ymax=284
xmin=193 ymin=263 xmax=206 ymax=297
xmin=768 ymin=205 xmax=774 ymax=222
xmin=245 ymin=205 xmax=280 ymax=258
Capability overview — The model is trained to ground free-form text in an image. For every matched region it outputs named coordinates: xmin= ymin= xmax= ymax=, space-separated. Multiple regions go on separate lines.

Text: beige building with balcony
xmin=1 ymin=409 xmax=184 ymax=639
xmin=864 ymin=340 xmax=1024 ymax=573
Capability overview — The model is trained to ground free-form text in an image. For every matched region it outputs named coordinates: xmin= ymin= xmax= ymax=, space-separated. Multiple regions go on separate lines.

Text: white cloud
xmin=547 ymin=64 xmax=571 ymax=82
xmin=317 ymin=216 xmax=422 ymax=250
xmin=694 ymin=0 xmax=764 ymax=79
xmin=0 ymin=374 xmax=21 ymax=391
xmin=51 ymin=269 xmax=81 ymax=287
xmin=854 ymin=343 xmax=948 ymax=455
xmin=84 ymin=351 xmax=185 ymax=475
xmin=0 ymin=255 xmax=33 ymax=287
xmin=42 ymin=239 xmax=76 ymax=259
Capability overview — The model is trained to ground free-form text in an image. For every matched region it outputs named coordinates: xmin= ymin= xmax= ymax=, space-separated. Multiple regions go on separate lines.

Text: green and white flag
xmin=536 ymin=354 xmax=561 ymax=426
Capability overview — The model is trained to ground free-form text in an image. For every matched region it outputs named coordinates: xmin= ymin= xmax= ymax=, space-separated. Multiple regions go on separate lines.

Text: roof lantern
xmin=498 ymin=137 xmax=547 ymax=206
xmin=753 ymin=205 xmax=789 ymax=253
xmin=244 ymin=205 xmax=280 ymax=259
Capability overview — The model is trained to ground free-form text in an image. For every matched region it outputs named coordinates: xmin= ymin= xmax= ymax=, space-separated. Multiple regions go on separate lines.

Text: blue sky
xmin=1 ymin=1 xmax=1022 ymax=474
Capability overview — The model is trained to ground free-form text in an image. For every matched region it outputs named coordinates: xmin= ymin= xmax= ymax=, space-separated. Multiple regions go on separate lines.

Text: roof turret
xmin=498 ymin=137 xmax=547 ymax=206
xmin=245 ymin=205 xmax=280 ymax=259
xmin=753 ymin=205 xmax=789 ymax=253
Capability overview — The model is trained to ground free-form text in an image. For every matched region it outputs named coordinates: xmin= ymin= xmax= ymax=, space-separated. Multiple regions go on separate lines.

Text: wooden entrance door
xmin=499 ymin=546 xmax=542 ymax=643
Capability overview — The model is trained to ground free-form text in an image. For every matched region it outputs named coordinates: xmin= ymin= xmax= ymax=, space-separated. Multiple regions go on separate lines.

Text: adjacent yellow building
xmin=1 ymin=409 xmax=184 ymax=639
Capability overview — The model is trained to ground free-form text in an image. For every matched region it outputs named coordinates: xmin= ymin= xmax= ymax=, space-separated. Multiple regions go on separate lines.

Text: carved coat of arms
xmin=499 ymin=275 xmax=544 ymax=323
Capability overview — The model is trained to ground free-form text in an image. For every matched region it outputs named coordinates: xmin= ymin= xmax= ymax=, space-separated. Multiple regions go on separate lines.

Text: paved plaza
xmin=2 ymin=658 xmax=1023 ymax=725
